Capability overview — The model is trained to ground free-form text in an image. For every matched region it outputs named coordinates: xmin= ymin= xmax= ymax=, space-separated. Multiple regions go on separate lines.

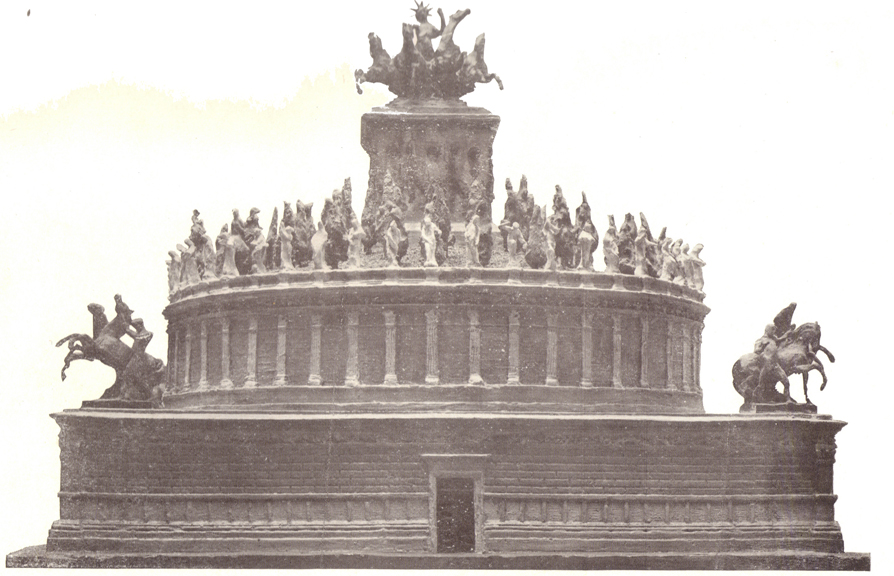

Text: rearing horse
xmin=56 ymin=302 xmax=135 ymax=398
xmin=732 ymin=322 xmax=835 ymax=405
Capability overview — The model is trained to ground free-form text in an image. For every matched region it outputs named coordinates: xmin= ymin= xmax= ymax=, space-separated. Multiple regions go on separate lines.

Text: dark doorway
xmin=436 ymin=477 xmax=475 ymax=553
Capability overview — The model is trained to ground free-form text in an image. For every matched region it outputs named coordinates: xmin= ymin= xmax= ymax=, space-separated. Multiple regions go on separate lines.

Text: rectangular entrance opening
xmin=436 ymin=477 xmax=475 ymax=553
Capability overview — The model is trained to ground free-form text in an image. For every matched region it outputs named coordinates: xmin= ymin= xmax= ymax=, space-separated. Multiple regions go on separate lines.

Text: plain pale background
xmin=1 ymin=1 xmax=890 ymax=574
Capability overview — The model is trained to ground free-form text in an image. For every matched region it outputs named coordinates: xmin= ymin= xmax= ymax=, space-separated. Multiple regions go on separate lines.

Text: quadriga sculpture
xmin=732 ymin=303 xmax=835 ymax=408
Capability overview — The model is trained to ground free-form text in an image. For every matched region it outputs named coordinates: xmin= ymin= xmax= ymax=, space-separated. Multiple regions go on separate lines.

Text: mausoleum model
xmin=8 ymin=4 xmax=869 ymax=570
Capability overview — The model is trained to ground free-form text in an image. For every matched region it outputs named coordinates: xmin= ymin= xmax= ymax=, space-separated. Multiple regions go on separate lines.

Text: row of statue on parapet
xmin=166 ymin=177 xmax=704 ymax=292
xmin=166 ymin=178 xmax=370 ymax=292
xmin=497 ymin=176 xmax=706 ymax=290
xmin=355 ymin=4 xmax=503 ymax=99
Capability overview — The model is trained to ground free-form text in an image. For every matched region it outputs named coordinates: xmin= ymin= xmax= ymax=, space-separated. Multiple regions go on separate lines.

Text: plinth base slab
xmin=7 ymin=545 xmax=870 ymax=570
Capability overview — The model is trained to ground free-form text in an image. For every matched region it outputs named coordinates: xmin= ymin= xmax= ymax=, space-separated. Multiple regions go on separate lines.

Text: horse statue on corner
xmin=732 ymin=303 xmax=835 ymax=406
xmin=56 ymin=295 xmax=165 ymax=407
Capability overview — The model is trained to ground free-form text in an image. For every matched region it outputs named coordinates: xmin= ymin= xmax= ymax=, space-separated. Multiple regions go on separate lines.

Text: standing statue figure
xmin=658 ymin=237 xmax=675 ymax=281
xmin=423 ymin=192 xmax=453 ymax=265
xmin=384 ymin=219 xmax=403 ymax=268
xmin=670 ymin=239 xmax=685 ymax=284
xmin=543 ymin=207 xmax=560 ymax=272
xmin=278 ymin=217 xmax=296 ymax=272
xmin=689 ymin=243 xmax=705 ymax=290
xmin=346 ymin=215 xmax=367 ymax=269
xmin=501 ymin=221 xmax=527 ymax=267
xmin=311 ymin=221 xmax=329 ymax=271
xmin=550 ymin=186 xmax=576 ymax=269
xmin=603 ymin=215 xmax=620 ymax=273
xmin=166 ymin=250 xmax=181 ymax=293
xmin=178 ymin=241 xmax=201 ymax=286
xmin=244 ymin=208 xmax=267 ymax=274
xmin=575 ymin=192 xmax=598 ymax=271
xmin=420 ymin=215 xmax=439 ymax=267
xmin=293 ymin=200 xmax=315 ymax=267
xmin=679 ymin=243 xmax=694 ymax=286
xmin=524 ymin=206 xmax=548 ymax=270
xmin=189 ymin=210 xmax=217 ymax=280
xmin=465 ymin=214 xmax=482 ymax=267
xmin=617 ymin=213 xmax=637 ymax=274
xmin=264 ymin=207 xmax=280 ymax=271
xmin=217 ymin=225 xmax=239 ymax=277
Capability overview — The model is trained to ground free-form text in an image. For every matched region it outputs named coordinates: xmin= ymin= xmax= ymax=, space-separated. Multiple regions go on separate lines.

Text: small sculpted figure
xmin=458 ymin=33 xmax=503 ymax=94
xmin=575 ymin=192 xmax=598 ymax=271
xmin=178 ymin=241 xmax=201 ymax=286
xmin=245 ymin=208 xmax=267 ymax=274
xmin=279 ymin=220 xmax=296 ymax=272
xmin=230 ymin=208 xmax=252 ymax=275
xmin=550 ymin=186 xmax=576 ymax=269
xmin=424 ymin=192 xmax=453 ymax=265
xmin=543 ymin=208 xmax=560 ymax=272
xmin=465 ymin=214 xmax=482 ymax=267
xmin=293 ymin=200 xmax=315 ymax=266
xmin=264 ymin=207 xmax=280 ymax=271
xmin=345 ymin=215 xmax=366 ymax=269
xmin=467 ymin=174 xmax=494 ymax=266
xmin=322 ymin=193 xmax=349 ymax=269
xmin=524 ymin=205 xmax=548 ymax=269
xmin=384 ymin=219 xmax=402 ymax=268
xmin=189 ymin=210 xmax=217 ymax=280
xmin=500 ymin=176 xmax=533 ymax=251
xmin=658 ymin=237 xmax=675 ymax=281
xmin=311 ymin=221 xmax=329 ymax=270
xmin=166 ymin=251 xmax=181 ymax=293
xmin=689 ymin=243 xmax=705 ymax=291
xmin=671 ymin=239 xmax=685 ymax=285
xmin=617 ymin=213 xmax=637 ymax=274
xmin=420 ymin=215 xmax=439 ymax=267
xmin=603 ymin=215 xmax=620 ymax=273
xmin=411 ymin=2 xmax=445 ymax=60
xmin=731 ymin=303 xmax=836 ymax=407
xmin=216 ymin=225 xmax=239 ymax=277
xmin=679 ymin=243 xmax=693 ymax=286
xmin=503 ymin=222 xmax=527 ymax=267
xmin=635 ymin=213 xmax=660 ymax=278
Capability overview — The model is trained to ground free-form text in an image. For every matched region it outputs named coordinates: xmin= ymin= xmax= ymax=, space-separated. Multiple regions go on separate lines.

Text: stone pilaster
xmin=219 ymin=319 xmax=233 ymax=389
xmin=244 ymin=317 xmax=258 ymax=389
xmin=640 ymin=316 xmax=650 ymax=388
xmin=308 ymin=313 xmax=322 ymax=385
xmin=274 ymin=316 xmax=287 ymax=386
xmin=425 ymin=309 xmax=439 ymax=385
xmin=507 ymin=310 xmax=520 ymax=385
xmin=694 ymin=325 xmax=703 ymax=392
xmin=682 ymin=322 xmax=692 ymax=392
xmin=665 ymin=318 xmax=674 ymax=390
xmin=546 ymin=311 xmax=559 ymax=386
xmin=182 ymin=324 xmax=192 ymax=391
xmin=170 ymin=328 xmax=180 ymax=393
xmin=611 ymin=314 xmax=623 ymax=389
xmin=468 ymin=309 xmax=483 ymax=385
xmin=581 ymin=312 xmax=593 ymax=388
xmin=383 ymin=310 xmax=398 ymax=385
xmin=345 ymin=311 xmax=360 ymax=387
xmin=197 ymin=320 xmax=209 ymax=391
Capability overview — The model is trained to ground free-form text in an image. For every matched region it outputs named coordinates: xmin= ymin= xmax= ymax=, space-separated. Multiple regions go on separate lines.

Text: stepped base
xmin=7 ymin=545 xmax=870 ymax=570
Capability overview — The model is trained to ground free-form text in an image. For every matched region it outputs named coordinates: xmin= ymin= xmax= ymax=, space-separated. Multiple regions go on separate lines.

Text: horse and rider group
xmin=56 ymin=295 xmax=166 ymax=408
xmin=732 ymin=303 xmax=835 ymax=408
